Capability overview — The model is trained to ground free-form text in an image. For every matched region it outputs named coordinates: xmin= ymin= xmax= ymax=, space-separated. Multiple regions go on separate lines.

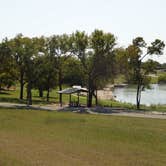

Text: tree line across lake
xmin=0 ymin=30 xmax=165 ymax=109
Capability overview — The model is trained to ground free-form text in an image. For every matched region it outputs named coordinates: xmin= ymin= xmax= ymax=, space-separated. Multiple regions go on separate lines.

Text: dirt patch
xmin=97 ymin=89 xmax=114 ymax=100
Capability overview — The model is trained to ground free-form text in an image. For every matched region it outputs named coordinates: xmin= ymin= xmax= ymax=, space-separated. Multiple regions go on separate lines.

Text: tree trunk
xmin=95 ymin=90 xmax=98 ymax=106
xmin=87 ymin=77 xmax=94 ymax=107
xmin=19 ymin=71 xmax=24 ymax=100
xmin=136 ymin=60 xmax=142 ymax=110
xmin=58 ymin=68 xmax=62 ymax=106
xmin=59 ymin=84 xmax=62 ymax=106
xmin=27 ymin=82 xmax=32 ymax=105
xmin=87 ymin=84 xmax=94 ymax=107
xmin=136 ymin=84 xmax=141 ymax=109
xmin=136 ymin=76 xmax=143 ymax=110
xmin=47 ymin=88 xmax=50 ymax=102
xmin=0 ymin=81 xmax=1 ymax=91
xmin=93 ymin=89 xmax=98 ymax=106
xmin=39 ymin=88 xmax=43 ymax=98
xmin=46 ymin=74 xmax=51 ymax=102
xmin=87 ymin=90 xmax=93 ymax=107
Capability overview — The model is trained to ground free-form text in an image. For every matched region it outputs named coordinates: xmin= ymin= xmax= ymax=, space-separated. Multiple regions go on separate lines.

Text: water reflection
xmin=113 ymin=84 xmax=166 ymax=106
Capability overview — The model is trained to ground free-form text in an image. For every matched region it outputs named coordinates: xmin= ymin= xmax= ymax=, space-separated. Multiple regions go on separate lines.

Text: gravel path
xmin=0 ymin=102 xmax=166 ymax=120
xmin=87 ymin=110 xmax=166 ymax=119
xmin=0 ymin=102 xmax=62 ymax=111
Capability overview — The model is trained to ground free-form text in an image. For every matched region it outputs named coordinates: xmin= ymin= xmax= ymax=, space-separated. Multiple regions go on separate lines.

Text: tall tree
xmin=0 ymin=38 xmax=16 ymax=90
xmin=47 ymin=34 xmax=72 ymax=105
xmin=10 ymin=34 xmax=27 ymax=100
xmin=32 ymin=37 xmax=48 ymax=98
xmin=72 ymin=30 xmax=116 ymax=107
xmin=23 ymin=37 xmax=37 ymax=105
xmin=127 ymin=37 xmax=165 ymax=109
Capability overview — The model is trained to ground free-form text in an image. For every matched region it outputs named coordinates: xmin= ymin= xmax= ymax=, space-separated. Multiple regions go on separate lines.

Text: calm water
xmin=113 ymin=84 xmax=166 ymax=106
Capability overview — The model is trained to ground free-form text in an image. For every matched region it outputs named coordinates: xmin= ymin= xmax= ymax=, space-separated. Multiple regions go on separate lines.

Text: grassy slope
xmin=0 ymin=108 xmax=166 ymax=166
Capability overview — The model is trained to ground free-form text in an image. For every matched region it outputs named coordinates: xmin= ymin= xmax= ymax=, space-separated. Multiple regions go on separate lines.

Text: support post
xmin=77 ymin=92 xmax=80 ymax=106
xmin=60 ymin=94 xmax=62 ymax=107
xmin=69 ymin=94 xmax=71 ymax=106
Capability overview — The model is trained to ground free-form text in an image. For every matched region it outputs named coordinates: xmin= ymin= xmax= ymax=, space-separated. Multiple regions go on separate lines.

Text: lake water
xmin=113 ymin=84 xmax=166 ymax=106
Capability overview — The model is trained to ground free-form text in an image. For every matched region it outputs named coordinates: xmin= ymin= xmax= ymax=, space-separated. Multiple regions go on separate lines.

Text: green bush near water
xmin=158 ymin=73 xmax=166 ymax=83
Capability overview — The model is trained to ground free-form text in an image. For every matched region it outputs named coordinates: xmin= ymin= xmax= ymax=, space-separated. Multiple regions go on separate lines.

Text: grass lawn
xmin=0 ymin=108 xmax=166 ymax=166
xmin=0 ymin=86 xmax=57 ymax=104
xmin=99 ymin=99 xmax=166 ymax=112
xmin=0 ymin=86 xmax=87 ymax=106
xmin=0 ymin=86 xmax=166 ymax=111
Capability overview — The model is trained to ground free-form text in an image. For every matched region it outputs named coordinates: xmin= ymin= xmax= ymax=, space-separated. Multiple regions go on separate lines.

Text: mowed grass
xmin=1 ymin=86 xmax=166 ymax=112
xmin=0 ymin=86 xmax=87 ymax=105
xmin=0 ymin=86 xmax=57 ymax=104
xmin=0 ymin=108 xmax=166 ymax=165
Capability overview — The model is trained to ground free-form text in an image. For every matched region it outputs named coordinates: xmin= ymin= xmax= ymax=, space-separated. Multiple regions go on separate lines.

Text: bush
xmin=158 ymin=73 xmax=166 ymax=83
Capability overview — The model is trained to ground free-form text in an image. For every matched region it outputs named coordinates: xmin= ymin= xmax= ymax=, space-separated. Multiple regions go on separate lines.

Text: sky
xmin=0 ymin=0 xmax=166 ymax=63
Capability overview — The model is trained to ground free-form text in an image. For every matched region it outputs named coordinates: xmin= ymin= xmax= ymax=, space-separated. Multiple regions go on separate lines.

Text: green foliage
xmin=148 ymin=39 xmax=165 ymax=55
xmin=90 ymin=29 xmax=116 ymax=86
xmin=114 ymin=48 xmax=130 ymax=83
xmin=33 ymin=54 xmax=57 ymax=91
xmin=63 ymin=57 xmax=85 ymax=86
xmin=158 ymin=73 xmax=166 ymax=83
xmin=0 ymin=39 xmax=17 ymax=89
xmin=126 ymin=37 xmax=165 ymax=109
xmin=72 ymin=30 xmax=116 ymax=106
xmin=0 ymin=31 xmax=165 ymax=107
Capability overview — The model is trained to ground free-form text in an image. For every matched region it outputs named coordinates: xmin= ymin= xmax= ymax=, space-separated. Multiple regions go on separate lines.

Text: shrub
xmin=158 ymin=73 xmax=166 ymax=83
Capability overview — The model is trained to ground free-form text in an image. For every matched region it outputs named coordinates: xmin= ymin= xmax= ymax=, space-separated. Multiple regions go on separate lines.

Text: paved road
xmin=0 ymin=102 xmax=166 ymax=120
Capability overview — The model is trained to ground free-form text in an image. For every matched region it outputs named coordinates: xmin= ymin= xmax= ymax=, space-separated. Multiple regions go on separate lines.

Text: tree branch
xmin=139 ymin=53 xmax=148 ymax=61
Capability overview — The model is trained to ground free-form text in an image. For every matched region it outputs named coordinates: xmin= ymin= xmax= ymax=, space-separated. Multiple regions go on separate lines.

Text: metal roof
xmin=58 ymin=86 xmax=88 ymax=94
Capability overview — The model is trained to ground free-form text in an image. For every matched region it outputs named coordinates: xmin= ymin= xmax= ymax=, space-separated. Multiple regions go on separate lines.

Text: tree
xmin=10 ymin=34 xmax=27 ymax=100
xmin=0 ymin=38 xmax=16 ymax=90
xmin=23 ymin=37 xmax=37 ymax=105
xmin=127 ymin=37 xmax=165 ymax=109
xmin=33 ymin=54 xmax=57 ymax=102
xmin=72 ymin=30 xmax=116 ymax=107
xmin=32 ymin=36 xmax=57 ymax=101
xmin=63 ymin=57 xmax=85 ymax=86
xmin=47 ymin=34 xmax=72 ymax=105
xmin=114 ymin=48 xmax=130 ymax=83
xmin=10 ymin=35 xmax=39 ymax=104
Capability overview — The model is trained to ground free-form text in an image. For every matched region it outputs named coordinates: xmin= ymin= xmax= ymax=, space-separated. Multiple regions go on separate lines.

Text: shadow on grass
xmin=0 ymin=97 xmax=27 ymax=104
xmin=0 ymin=97 xmax=58 ymax=105
xmin=0 ymin=92 xmax=11 ymax=95
xmin=33 ymin=96 xmax=57 ymax=100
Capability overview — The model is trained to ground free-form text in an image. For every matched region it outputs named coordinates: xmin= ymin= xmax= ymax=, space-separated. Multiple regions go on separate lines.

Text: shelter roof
xmin=58 ymin=86 xmax=88 ymax=94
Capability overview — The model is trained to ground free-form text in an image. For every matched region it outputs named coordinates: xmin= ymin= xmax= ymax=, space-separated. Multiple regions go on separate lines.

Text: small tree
xmin=127 ymin=37 xmax=165 ymax=109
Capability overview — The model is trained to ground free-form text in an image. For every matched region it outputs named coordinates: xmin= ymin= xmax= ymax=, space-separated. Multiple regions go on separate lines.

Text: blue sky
xmin=0 ymin=0 xmax=165 ymax=62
